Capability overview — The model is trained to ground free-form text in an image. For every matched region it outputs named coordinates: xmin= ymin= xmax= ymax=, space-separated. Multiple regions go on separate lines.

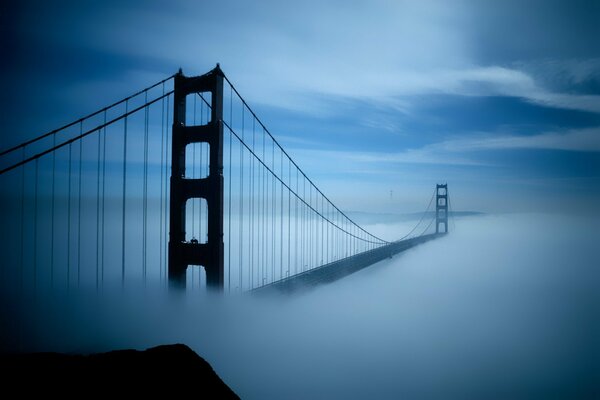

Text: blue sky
xmin=2 ymin=0 xmax=599 ymax=213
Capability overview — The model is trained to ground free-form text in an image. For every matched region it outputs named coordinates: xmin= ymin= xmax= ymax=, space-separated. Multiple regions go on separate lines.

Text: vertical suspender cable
xmin=271 ymin=139 xmax=275 ymax=281
xmin=258 ymin=127 xmax=262 ymax=286
xmin=96 ymin=111 xmax=101 ymax=290
xmin=67 ymin=143 xmax=72 ymax=289
xmin=313 ymin=187 xmax=317 ymax=267
xmin=77 ymin=123 xmax=83 ymax=287
xmin=121 ymin=100 xmax=128 ymax=287
xmin=266 ymin=139 xmax=270 ymax=281
xmin=314 ymin=189 xmax=317 ymax=266
xmin=316 ymin=189 xmax=319 ymax=265
xmin=280 ymin=149 xmax=283 ymax=279
xmin=228 ymin=86 xmax=233 ymax=292
xmin=19 ymin=149 xmax=25 ymax=294
xmin=164 ymin=95 xmax=170 ymax=287
xmin=316 ymin=195 xmax=320 ymax=264
xmin=262 ymin=127 xmax=266 ymax=285
xmin=50 ymin=134 xmax=56 ymax=288
xmin=326 ymin=201 xmax=329 ymax=263
xmin=317 ymin=191 xmax=320 ymax=265
xmin=309 ymin=185 xmax=312 ymax=269
xmin=287 ymin=158 xmax=291 ymax=278
xmin=143 ymin=91 xmax=149 ymax=285
xmin=192 ymin=94 xmax=196 ymax=242
xmin=101 ymin=111 xmax=107 ymax=288
xmin=191 ymin=95 xmax=196 ymax=289
xmin=351 ymin=223 xmax=354 ymax=255
xmin=323 ymin=198 xmax=325 ymax=261
xmin=247 ymin=117 xmax=252 ymax=287
xmin=313 ymin=188 xmax=316 ymax=267
xmin=199 ymin=97 xmax=204 ymax=244
xmin=265 ymin=133 xmax=269 ymax=282
xmin=320 ymin=196 xmax=323 ymax=264
xmin=33 ymin=158 xmax=38 ymax=293
xmin=251 ymin=118 xmax=255 ymax=288
xmin=200 ymin=102 xmax=210 ymax=245
xmin=197 ymin=93 xmax=204 ymax=286
xmin=239 ymin=106 xmax=244 ymax=290
xmin=301 ymin=178 xmax=305 ymax=272
xmin=159 ymin=84 xmax=165 ymax=284
xmin=295 ymin=167 xmax=298 ymax=275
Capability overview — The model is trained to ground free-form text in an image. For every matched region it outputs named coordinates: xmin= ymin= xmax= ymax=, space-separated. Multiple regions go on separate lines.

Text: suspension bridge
xmin=0 ymin=65 xmax=452 ymax=296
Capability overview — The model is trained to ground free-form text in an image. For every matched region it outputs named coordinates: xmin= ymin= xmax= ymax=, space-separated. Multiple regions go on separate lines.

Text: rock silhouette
xmin=0 ymin=344 xmax=240 ymax=398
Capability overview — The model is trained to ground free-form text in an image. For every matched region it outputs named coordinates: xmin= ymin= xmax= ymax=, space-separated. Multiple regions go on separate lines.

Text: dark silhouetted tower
xmin=169 ymin=65 xmax=224 ymax=290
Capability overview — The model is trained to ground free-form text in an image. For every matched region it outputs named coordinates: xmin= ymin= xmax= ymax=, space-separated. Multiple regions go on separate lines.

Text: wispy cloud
xmin=20 ymin=0 xmax=600 ymax=116
xmin=435 ymin=66 xmax=600 ymax=114
xmin=435 ymin=127 xmax=600 ymax=153
xmin=300 ymin=65 xmax=600 ymax=114
xmin=377 ymin=127 xmax=600 ymax=166
xmin=285 ymin=127 xmax=600 ymax=177
xmin=287 ymin=144 xmax=486 ymax=171
xmin=345 ymin=148 xmax=485 ymax=166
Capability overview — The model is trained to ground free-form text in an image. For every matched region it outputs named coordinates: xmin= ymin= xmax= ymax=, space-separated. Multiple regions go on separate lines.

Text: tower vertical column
xmin=168 ymin=65 xmax=224 ymax=290
xmin=436 ymin=184 xmax=448 ymax=234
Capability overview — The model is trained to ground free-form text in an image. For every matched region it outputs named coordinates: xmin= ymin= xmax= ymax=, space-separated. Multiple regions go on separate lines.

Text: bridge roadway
xmin=253 ymin=233 xmax=445 ymax=294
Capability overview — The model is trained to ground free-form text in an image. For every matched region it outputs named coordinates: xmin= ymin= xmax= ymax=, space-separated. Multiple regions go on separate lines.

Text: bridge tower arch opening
xmin=169 ymin=65 xmax=224 ymax=290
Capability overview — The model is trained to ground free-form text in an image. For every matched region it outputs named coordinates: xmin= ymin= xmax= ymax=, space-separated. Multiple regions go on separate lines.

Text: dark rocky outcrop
xmin=0 ymin=344 xmax=240 ymax=398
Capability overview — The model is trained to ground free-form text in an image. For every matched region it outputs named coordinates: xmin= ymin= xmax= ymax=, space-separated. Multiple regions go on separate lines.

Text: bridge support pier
xmin=436 ymin=184 xmax=448 ymax=234
xmin=168 ymin=65 xmax=224 ymax=290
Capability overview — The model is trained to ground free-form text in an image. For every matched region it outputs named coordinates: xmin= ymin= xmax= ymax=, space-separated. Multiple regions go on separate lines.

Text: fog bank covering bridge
xmin=0 ymin=65 xmax=451 ymax=296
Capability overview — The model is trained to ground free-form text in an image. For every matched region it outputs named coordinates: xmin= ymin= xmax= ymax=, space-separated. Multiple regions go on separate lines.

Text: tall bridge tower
xmin=169 ymin=65 xmax=224 ymax=290
xmin=436 ymin=184 xmax=448 ymax=234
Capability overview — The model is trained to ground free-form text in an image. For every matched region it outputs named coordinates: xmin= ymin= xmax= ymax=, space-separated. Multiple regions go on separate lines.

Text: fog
xmin=1 ymin=213 xmax=598 ymax=398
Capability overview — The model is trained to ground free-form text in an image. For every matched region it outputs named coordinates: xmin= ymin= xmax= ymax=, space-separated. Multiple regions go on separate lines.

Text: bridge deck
xmin=253 ymin=233 xmax=445 ymax=295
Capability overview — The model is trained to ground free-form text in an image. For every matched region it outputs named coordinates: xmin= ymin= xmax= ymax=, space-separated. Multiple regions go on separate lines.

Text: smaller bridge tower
xmin=436 ymin=184 xmax=448 ymax=234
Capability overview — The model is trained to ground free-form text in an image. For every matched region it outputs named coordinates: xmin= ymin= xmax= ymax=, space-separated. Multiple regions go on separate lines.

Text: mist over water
xmin=2 ymin=213 xmax=598 ymax=398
